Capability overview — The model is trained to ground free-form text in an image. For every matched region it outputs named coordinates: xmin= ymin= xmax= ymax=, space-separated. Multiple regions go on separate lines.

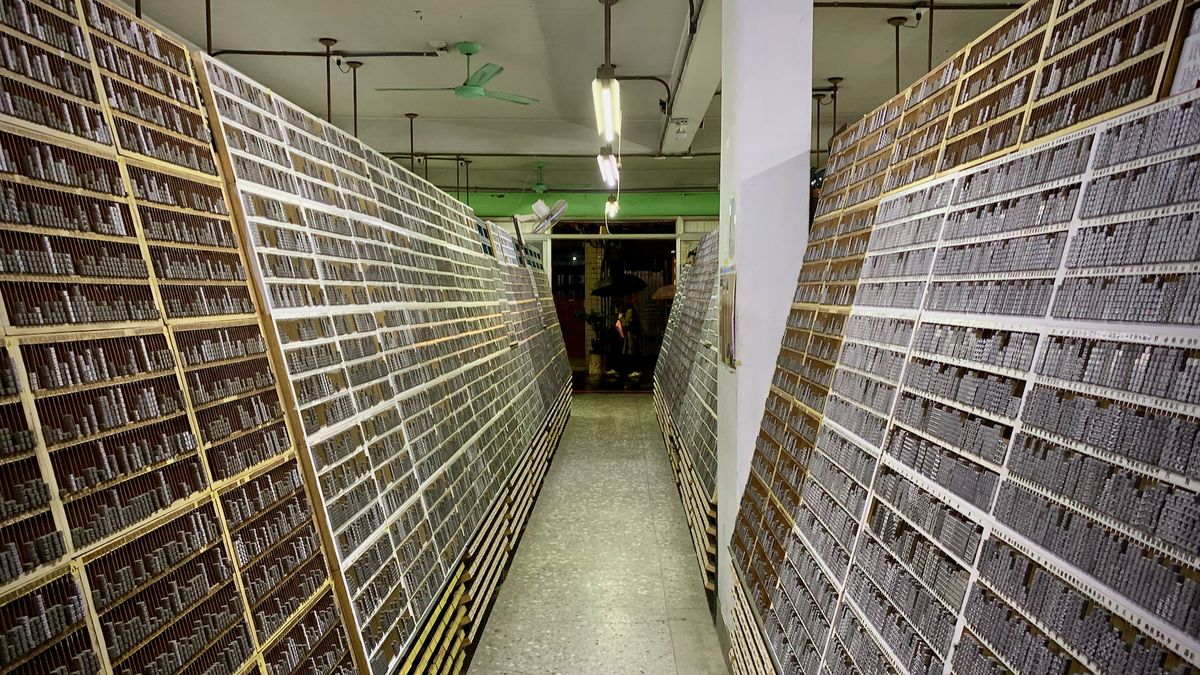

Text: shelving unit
xmin=653 ymin=229 xmax=719 ymax=589
xmin=0 ymin=2 xmax=571 ymax=673
xmin=0 ymin=1 xmax=354 ymax=674
xmin=731 ymin=2 xmax=1200 ymax=674
xmin=195 ymin=51 xmax=571 ymax=675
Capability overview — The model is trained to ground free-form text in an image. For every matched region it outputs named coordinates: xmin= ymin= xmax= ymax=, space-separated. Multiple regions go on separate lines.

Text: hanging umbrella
xmin=591 ymin=273 xmax=648 ymax=297
xmin=652 ymin=284 xmax=676 ymax=300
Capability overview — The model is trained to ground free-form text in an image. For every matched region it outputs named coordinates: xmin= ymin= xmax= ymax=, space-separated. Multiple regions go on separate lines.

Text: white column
xmin=716 ymin=0 xmax=813 ymax=619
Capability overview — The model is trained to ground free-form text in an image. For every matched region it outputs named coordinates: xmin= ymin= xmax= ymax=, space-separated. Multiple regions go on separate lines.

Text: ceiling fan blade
xmin=483 ymin=89 xmax=539 ymax=105
xmin=375 ymin=87 xmax=455 ymax=92
xmin=465 ymin=62 xmax=504 ymax=87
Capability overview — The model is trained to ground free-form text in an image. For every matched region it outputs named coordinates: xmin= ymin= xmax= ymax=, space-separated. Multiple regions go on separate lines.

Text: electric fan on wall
xmin=376 ymin=41 xmax=539 ymax=105
xmin=515 ymin=199 xmax=568 ymax=234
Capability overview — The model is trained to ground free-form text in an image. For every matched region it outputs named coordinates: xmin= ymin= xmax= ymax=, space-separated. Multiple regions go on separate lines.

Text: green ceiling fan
xmin=376 ymin=41 xmax=538 ymax=105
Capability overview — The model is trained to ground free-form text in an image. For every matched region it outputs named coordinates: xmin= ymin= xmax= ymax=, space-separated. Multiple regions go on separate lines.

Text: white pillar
xmin=716 ymin=0 xmax=813 ymax=619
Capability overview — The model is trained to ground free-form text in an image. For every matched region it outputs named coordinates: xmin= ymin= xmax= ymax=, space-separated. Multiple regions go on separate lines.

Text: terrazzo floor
xmin=468 ymin=394 xmax=729 ymax=675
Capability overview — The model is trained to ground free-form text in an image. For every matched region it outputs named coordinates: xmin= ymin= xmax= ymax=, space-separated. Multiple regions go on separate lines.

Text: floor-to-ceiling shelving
xmin=196 ymin=51 xmax=571 ymax=675
xmin=654 ymin=229 xmax=720 ymax=589
xmin=729 ymin=1 xmax=1200 ymax=674
xmin=0 ymin=1 xmax=354 ymax=674
xmin=0 ymin=1 xmax=571 ymax=673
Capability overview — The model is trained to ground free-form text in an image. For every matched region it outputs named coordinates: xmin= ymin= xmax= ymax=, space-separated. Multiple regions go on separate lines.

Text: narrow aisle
xmin=468 ymin=394 xmax=729 ymax=675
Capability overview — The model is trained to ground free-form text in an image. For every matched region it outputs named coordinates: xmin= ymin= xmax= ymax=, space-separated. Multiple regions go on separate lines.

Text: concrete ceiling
xmin=129 ymin=0 xmax=1019 ymax=193
xmin=811 ymin=2 xmax=1016 ymax=166
xmin=132 ymin=0 xmax=695 ymax=153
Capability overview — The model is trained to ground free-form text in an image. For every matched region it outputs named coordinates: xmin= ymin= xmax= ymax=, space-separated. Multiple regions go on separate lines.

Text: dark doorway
xmin=551 ymin=237 xmax=676 ymax=392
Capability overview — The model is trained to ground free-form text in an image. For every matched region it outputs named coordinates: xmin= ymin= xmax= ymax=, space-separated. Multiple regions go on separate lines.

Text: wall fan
xmin=514 ymin=199 xmax=568 ymax=234
xmin=376 ymin=41 xmax=538 ymax=105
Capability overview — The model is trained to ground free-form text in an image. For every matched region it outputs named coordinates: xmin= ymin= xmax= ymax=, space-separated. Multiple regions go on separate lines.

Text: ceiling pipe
xmin=210 ymin=48 xmax=440 ymax=57
xmin=814 ymin=1 xmax=1017 ymax=8
xmin=828 ymin=77 xmax=842 ymax=154
xmin=320 ymin=38 xmax=336 ymax=121
xmin=615 ymin=75 xmax=673 ymax=112
xmin=888 ymin=17 xmax=906 ymax=94
xmin=440 ymin=185 xmax=718 ymax=194
xmin=603 ymin=0 xmax=615 ymax=67
xmin=814 ymin=93 xmax=825 ymax=166
xmin=464 ymin=159 xmax=471 ymax=206
xmin=385 ymin=151 xmax=722 ymax=160
xmin=347 ymin=60 xmax=363 ymax=137
xmin=204 ymin=0 xmax=438 ymax=59
xmin=928 ymin=0 xmax=935 ymax=71
xmin=405 ymin=113 xmax=418 ymax=171
xmin=135 ymin=0 xmax=141 ymax=17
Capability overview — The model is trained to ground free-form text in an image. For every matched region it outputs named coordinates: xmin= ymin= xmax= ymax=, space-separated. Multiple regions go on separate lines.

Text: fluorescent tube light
xmin=592 ymin=66 xmax=621 ymax=142
xmin=596 ymin=146 xmax=619 ymax=187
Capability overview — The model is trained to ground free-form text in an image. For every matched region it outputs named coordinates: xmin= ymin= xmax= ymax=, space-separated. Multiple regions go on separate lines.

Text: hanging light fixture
xmin=605 ymin=193 xmax=619 ymax=218
xmin=596 ymin=145 xmax=619 ymax=187
xmin=592 ymin=0 xmax=622 ymax=143
xmin=593 ymin=66 xmax=622 ymax=143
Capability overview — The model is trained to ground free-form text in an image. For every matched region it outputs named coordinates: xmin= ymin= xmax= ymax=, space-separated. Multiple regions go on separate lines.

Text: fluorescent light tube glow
xmin=592 ymin=67 xmax=621 ymax=142
xmin=596 ymin=146 xmax=618 ymax=187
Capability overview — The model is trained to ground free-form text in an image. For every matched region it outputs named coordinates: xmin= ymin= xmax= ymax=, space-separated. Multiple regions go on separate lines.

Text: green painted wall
xmin=466 ymin=190 xmax=719 ymax=220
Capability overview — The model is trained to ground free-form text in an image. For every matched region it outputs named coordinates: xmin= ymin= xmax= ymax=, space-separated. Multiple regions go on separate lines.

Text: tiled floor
xmin=468 ymin=394 xmax=729 ymax=675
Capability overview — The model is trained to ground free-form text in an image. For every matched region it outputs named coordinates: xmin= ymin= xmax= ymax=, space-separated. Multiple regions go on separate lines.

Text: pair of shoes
xmin=604 ymin=369 xmax=619 ymax=376
xmin=629 ymin=371 xmax=642 ymax=379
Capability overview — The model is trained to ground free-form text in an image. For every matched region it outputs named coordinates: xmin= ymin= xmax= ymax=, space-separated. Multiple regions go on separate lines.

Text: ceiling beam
xmin=660 ymin=0 xmax=722 ymax=154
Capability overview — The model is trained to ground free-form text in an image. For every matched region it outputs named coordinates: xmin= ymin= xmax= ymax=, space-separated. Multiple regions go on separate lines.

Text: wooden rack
xmin=0 ymin=1 xmax=573 ymax=674
xmin=734 ymin=1 xmax=1200 ymax=673
xmin=653 ymin=229 xmax=720 ymax=590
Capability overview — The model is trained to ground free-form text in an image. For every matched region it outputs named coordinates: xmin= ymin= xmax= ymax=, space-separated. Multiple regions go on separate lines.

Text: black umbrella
xmin=591 ymin=273 xmax=648 ymax=297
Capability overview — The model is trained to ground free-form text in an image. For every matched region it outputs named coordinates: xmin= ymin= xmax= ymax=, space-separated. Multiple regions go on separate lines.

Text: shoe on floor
xmin=629 ymin=371 xmax=642 ymax=378
xmin=605 ymin=369 xmax=619 ymax=376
